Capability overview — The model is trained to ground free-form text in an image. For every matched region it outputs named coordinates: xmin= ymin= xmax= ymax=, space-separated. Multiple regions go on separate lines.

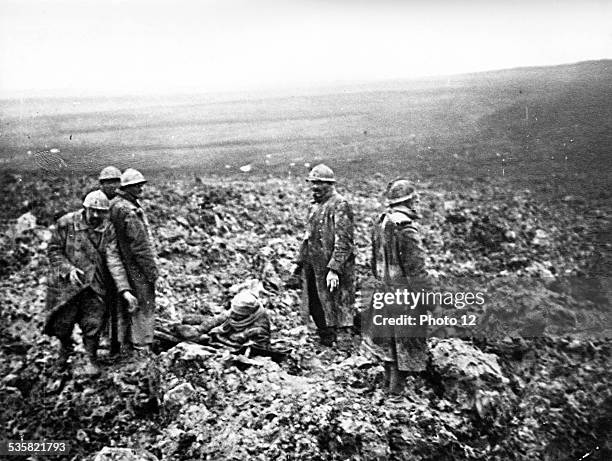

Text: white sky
xmin=0 ymin=0 xmax=610 ymax=97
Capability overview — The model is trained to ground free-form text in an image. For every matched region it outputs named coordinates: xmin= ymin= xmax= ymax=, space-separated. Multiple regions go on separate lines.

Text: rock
xmin=430 ymin=339 xmax=510 ymax=412
xmin=504 ymin=230 xmax=517 ymax=241
xmin=163 ymin=382 xmax=196 ymax=407
xmin=175 ymin=216 xmax=191 ymax=228
xmin=430 ymin=339 xmax=508 ymax=385
xmin=164 ymin=342 xmax=216 ymax=363
xmin=228 ymin=278 xmax=265 ymax=296
xmin=338 ymin=355 xmax=374 ymax=369
xmin=93 ymin=447 xmax=159 ymax=461
xmin=13 ymin=212 xmax=37 ymax=238
xmin=532 ymin=229 xmax=550 ymax=246
xmin=179 ymin=403 xmax=213 ymax=430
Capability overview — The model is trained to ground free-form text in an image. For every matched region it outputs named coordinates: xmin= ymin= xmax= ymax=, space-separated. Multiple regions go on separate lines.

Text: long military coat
xmin=370 ymin=206 xmax=428 ymax=372
xmin=45 ymin=210 xmax=130 ymax=334
xmin=110 ymin=191 xmax=158 ymax=346
xmin=296 ymin=190 xmax=355 ymax=328
xmin=109 ymin=191 xmax=158 ymax=312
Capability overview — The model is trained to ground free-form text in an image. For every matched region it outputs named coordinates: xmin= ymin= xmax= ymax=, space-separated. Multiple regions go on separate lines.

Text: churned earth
xmin=1 ymin=172 xmax=610 ymax=460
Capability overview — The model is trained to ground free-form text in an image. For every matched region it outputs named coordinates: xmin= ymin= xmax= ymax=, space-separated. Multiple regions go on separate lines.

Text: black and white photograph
xmin=0 ymin=1 xmax=611 ymax=460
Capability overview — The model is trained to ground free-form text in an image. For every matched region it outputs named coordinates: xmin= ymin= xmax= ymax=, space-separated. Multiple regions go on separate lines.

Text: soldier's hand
xmin=122 ymin=291 xmax=139 ymax=313
xmin=326 ymin=270 xmax=339 ymax=292
xmin=68 ymin=268 xmax=85 ymax=287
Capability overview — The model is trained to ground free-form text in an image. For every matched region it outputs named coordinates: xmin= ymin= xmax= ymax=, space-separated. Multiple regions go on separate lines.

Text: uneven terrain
xmin=1 ymin=61 xmax=611 ymax=460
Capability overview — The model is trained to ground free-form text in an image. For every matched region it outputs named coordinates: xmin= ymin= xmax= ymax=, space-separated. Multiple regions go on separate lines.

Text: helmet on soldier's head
xmin=120 ymin=168 xmax=147 ymax=187
xmin=98 ymin=166 xmax=122 ymax=181
xmin=83 ymin=190 xmax=110 ymax=210
xmin=386 ymin=179 xmax=417 ymax=206
xmin=306 ymin=164 xmax=336 ymax=183
xmin=230 ymin=290 xmax=261 ymax=316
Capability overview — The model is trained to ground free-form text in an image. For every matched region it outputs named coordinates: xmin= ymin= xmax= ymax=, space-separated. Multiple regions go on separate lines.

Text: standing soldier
xmin=110 ymin=168 xmax=158 ymax=357
xmin=98 ymin=166 xmax=122 ymax=200
xmin=44 ymin=191 xmax=138 ymax=376
xmin=293 ymin=164 xmax=355 ymax=347
xmin=370 ymin=179 xmax=428 ymax=394
xmin=98 ymin=165 xmax=122 ymax=355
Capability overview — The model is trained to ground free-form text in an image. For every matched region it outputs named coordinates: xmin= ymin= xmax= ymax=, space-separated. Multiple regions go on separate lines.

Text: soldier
xmin=98 ymin=165 xmax=122 ymax=355
xmin=370 ymin=179 xmax=428 ymax=394
xmin=208 ymin=290 xmax=272 ymax=349
xmin=110 ymin=168 xmax=158 ymax=357
xmin=44 ymin=191 xmax=138 ymax=376
xmin=98 ymin=166 xmax=122 ymax=200
xmin=293 ymin=164 xmax=355 ymax=347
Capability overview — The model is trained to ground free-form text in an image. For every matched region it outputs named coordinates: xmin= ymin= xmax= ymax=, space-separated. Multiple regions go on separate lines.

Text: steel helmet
xmin=306 ymin=164 xmax=336 ymax=183
xmin=120 ymin=168 xmax=147 ymax=187
xmin=386 ymin=179 xmax=417 ymax=206
xmin=83 ymin=190 xmax=110 ymax=210
xmin=98 ymin=166 xmax=122 ymax=181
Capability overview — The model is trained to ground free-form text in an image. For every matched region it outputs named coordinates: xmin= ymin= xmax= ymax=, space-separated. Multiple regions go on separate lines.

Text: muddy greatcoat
xmin=109 ymin=190 xmax=158 ymax=346
xmin=370 ymin=206 xmax=428 ymax=372
xmin=296 ymin=190 xmax=355 ymax=328
xmin=44 ymin=210 xmax=130 ymax=338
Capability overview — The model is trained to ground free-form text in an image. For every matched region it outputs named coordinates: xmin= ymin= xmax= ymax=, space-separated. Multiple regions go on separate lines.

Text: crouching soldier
xmin=370 ymin=179 xmax=429 ymax=394
xmin=208 ymin=290 xmax=271 ymax=349
xmin=170 ymin=290 xmax=271 ymax=349
xmin=44 ymin=191 xmax=138 ymax=376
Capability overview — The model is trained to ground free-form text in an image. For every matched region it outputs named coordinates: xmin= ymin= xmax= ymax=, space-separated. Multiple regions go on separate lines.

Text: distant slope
xmin=0 ymin=60 xmax=610 ymax=198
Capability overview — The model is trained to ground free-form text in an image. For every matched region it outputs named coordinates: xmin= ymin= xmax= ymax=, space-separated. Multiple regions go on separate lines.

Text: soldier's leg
xmin=304 ymin=265 xmax=334 ymax=345
xmin=45 ymin=300 xmax=80 ymax=369
xmin=336 ymin=326 xmax=353 ymax=352
xmin=130 ymin=283 xmax=155 ymax=355
xmin=116 ymin=296 xmax=133 ymax=356
xmin=388 ymin=341 xmax=407 ymax=395
xmin=76 ymin=291 xmax=106 ymax=376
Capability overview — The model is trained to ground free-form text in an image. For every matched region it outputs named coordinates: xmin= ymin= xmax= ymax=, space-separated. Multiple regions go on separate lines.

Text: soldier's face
xmin=310 ymin=181 xmax=333 ymax=203
xmin=85 ymin=207 xmax=108 ymax=227
xmin=99 ymin=179 xmax=120 ymax=199
xmin=125 ymin=183 xmax=144 ymax=198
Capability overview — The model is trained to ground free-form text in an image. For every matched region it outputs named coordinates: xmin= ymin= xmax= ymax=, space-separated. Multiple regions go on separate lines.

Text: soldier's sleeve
xmin=47 ymin=219 xmax=76 ymax=278
xmin=125 ymin=210 xmax=159 ymax=283
xmin=104 ymin=224 xmax=132 ymax=293
xmin=397 ymin=224 xmax=426 ymax=277
xmin=242 ymin=314 xmax=271 ymax=345
xmin=200 ymin=312 xmax=230 ymax=333
xmin=327 ymin=200 xmax=355 ymax=274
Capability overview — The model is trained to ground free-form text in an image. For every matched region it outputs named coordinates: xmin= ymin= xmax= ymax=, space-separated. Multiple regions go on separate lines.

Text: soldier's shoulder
xmin=111 ymin=197 xmax=137 ymax=215
xmin=387 ymin=211 xmax=411 ymax=225
xmin=390 ymin=213 xmax=421 ymax=235
xmin=332 ymin=193 xmax=353 ymax=211
xmin=56 ymin=210 xmax=79 ymax=227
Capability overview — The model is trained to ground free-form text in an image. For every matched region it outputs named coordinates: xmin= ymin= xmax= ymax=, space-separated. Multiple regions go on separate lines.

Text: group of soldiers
xmin=44 ymin=163 xmax=427 ymax=394
xmin=293 ymin=164 xmax=427 ymax=394
xmin=44 ymin=167 xmax=157 ymax=376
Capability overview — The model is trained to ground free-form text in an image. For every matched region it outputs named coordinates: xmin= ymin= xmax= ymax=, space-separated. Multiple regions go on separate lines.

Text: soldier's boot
xmin=133 ymin=344 xmax=152 ymax=359
xmin=78 ymin=338 xmax=101 ymax=377
xmin=388 ymin=364 xmax=407 ymax=395
xmin=336 ymin=327 xmax=353 ymax=354
xmin=57 ymin=338 xmax=74 ymax=370
xmin=109 ymin=339 xmax=121 ymax=358
xmin=318 ymin=327 xmax=337 ymax=347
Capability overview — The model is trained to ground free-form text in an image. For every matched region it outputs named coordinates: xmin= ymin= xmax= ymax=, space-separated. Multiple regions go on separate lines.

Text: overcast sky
xmin=1 ymin=0 xmax=610 ymax=97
